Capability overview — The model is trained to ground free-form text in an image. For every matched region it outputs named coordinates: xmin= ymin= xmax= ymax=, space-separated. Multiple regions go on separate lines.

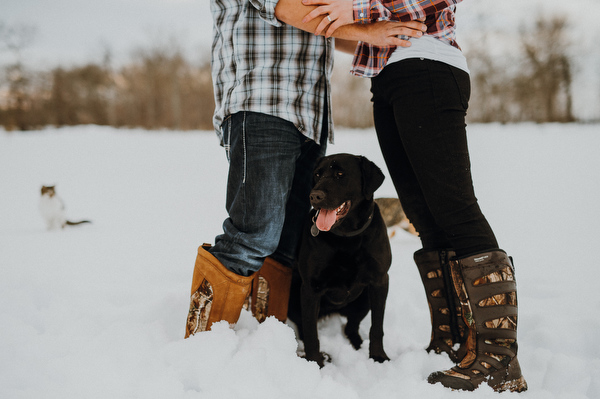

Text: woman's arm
xmin=275 ymin=0 xmax=426 ymax=47
xmin=301 ymin=0 xmax=459 ymax=36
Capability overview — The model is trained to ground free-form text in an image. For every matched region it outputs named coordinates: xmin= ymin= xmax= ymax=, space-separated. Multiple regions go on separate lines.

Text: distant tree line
xmin=465 ymin=15 xmax=575 ymax=123
xmin=0 ymin=27 xmax=215 ymax=131
xmin=0 ymin=15 xmax=585 ymax=131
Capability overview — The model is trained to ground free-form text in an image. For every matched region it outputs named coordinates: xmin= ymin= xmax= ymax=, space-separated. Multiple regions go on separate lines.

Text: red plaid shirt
xmin=351 ymin=0 xmax=463 ymax=77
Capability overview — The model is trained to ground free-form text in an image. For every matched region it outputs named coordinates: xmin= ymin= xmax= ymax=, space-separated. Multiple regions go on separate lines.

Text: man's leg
xmin=185 ymin=111 xmax=313 ymax=335
xmin=251 ymin=120 xmax=327 ymax=322
xmin=211 ymin=111 xmax=310 ymax=276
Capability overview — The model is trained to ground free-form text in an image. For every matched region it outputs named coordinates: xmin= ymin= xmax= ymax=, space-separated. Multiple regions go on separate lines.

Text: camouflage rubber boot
xmin=184 ymin=245 xmax=254 ymax=337
xmin=414 ymin=249 xmax=466 ymax=362
xmin=251 ymin=257 xmax=293 ymax=323
xmin=427 ymin=250 xmax=528 ymax=392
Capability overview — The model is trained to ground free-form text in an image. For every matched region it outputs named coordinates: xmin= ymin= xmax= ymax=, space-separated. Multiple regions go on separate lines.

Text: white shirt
xmin=387 ymin=35 xmax=469 ymax=74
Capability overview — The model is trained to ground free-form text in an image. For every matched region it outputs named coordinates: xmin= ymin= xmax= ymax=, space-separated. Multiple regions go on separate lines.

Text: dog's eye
xmin=335 ymin=172 xmax=344 ymax=179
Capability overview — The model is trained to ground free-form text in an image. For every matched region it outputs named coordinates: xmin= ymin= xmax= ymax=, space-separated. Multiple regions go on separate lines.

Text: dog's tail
xmin=65 ymin=220 xmax=92 ymax=226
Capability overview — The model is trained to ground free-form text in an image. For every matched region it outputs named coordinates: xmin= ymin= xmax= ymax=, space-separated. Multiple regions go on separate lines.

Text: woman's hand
xmin=358 ymin=20 xmax=427 ymax=47
xmin=301 ymin=0 xmax=427 ymax=45
xmin=301 ymin=0 xmax=354 ymax=37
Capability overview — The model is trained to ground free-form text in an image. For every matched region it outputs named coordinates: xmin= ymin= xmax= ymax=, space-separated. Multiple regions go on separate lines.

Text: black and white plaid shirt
xmin=211 ymin=0 xmax=334 ymax=144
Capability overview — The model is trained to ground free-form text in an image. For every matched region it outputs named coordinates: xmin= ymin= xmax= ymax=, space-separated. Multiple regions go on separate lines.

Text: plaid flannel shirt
xmin=351 ymin=0 xmax=463 ymax=77
xmin=211 ymin=0 xmax=334 ymax=144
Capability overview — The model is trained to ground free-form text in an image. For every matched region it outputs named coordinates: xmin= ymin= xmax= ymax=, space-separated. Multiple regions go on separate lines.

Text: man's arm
xmin=274 ymin=0 xmax=323 ymax=35
xmin=335 ymin=38 xmax=360 ymax=54
xmin=274 ymin=0 xmax=426 ymax=48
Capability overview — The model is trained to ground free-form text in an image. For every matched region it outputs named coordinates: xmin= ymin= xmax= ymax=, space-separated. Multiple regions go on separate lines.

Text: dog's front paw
xmin=344 ymin=325 xmax=363 ymax=350
xmin=303 ymin=351 xmax=332 ymax=368
xmin=370 ymin=351 xmax=390 ymax=363
xmin=347 ymin=333 xmax=363 ymax=350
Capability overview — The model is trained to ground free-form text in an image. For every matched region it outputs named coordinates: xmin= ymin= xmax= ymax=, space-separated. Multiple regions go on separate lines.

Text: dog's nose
xmin=310 ymin=190 xmax=326 ymax=203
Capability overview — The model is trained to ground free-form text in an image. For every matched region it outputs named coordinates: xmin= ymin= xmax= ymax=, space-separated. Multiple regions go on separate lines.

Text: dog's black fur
xmin=288 ymin=153 xmax=392 ymax=367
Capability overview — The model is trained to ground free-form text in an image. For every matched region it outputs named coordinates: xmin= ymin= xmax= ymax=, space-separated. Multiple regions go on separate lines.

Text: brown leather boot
xmin=251 ymin=257 xmax=292 ymax=323
xmin=185 ymin=245 xmax=254 ymax=337
xmin=414 ymin=249 xmax=466 ymax=362
xmin=427 ymin=250 xmax=528 ymax=392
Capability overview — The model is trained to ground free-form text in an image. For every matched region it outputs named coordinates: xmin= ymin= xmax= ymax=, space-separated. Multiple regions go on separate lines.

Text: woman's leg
xmin=371 ymin=59 xmax=497 ymax=257
xmin=372 ymin=89 xmax=452 ymax=250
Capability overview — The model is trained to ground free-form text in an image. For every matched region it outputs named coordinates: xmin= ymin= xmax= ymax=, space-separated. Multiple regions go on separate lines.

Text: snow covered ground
xmin=1 ymin=124 xmax=599 ymax=398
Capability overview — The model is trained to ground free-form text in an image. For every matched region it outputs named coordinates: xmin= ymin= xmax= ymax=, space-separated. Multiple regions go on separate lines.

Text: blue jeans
xmin=210 ymin=111 xmax=327 ymax=276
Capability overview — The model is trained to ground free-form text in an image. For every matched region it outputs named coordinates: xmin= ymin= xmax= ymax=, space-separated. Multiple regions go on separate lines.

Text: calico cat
xmin=39 ymin=185 xmax=91 ymax=230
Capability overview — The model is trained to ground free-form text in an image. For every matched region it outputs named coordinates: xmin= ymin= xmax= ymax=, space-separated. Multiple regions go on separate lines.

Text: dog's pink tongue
xmin=316 ymin=209 xmax=336 ymax=231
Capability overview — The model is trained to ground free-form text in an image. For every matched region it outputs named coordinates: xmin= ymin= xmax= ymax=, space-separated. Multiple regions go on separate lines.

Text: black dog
xmin=288 ymin=153 xmax=392 ymax=367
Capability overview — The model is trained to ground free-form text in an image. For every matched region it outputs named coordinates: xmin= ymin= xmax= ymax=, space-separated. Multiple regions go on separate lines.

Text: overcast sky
xmin=4 ymin=0 xmax=597 ymax=67
xmin=4 ymin=0 xmax=599 ymax=119
xmin=3 ymin=0 xmax=214 ymax=66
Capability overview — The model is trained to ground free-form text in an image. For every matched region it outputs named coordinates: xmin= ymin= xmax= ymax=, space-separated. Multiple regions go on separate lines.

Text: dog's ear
xmin=359 ymin=156 xmax=385 ymax=200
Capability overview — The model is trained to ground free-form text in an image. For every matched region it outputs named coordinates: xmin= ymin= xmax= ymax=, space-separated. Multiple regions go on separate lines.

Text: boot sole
xmin=494 ymin=375 xmax=528 ymax=393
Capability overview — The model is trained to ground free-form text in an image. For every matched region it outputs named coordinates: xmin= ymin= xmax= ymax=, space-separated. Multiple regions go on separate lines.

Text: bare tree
xmin=49 ymin=64 xmax=112 ymax=126
xmin=331 ymin=57 xmax=374 ymax=128
xmin=464 ymin=14 xmax=574 ymax=123
xmin=0 ymin=21 xmax=37 ymax=130
xmin=464 ymin=34 xmax=517 ymax=123
xmin=517 ymin=15 xmax=574 ymax=122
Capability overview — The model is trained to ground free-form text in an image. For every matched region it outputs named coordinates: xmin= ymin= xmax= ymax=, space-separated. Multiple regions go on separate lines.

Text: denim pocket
xmin=448 ymin=65 xmax=471 ymax=110
xmin=222 ymin=115 xmax=233 ymax=162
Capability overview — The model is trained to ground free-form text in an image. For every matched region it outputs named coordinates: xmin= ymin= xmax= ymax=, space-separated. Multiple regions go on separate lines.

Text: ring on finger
xmin=326 ymin=15 xmax=332 ymax=22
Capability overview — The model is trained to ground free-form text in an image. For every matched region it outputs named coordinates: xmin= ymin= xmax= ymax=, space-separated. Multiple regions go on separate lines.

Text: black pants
xmin=370 ymin=58 xmax=497 ymax=257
